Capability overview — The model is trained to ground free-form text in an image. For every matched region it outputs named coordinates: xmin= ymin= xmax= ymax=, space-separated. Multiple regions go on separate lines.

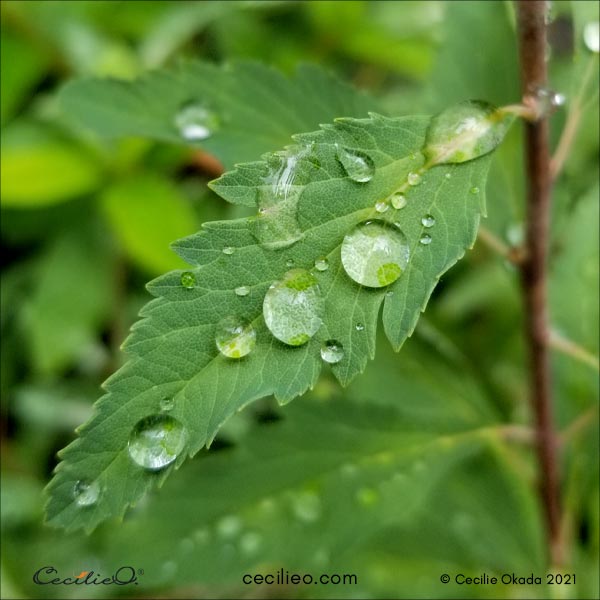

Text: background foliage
xmin=1 ymin=1 xmax=598 ymax=599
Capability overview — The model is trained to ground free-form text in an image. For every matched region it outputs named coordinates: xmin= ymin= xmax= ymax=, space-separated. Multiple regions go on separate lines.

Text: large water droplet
xmin=336 ymin=146 xmax=375 ymax=182
xmin=341 ymin=221 xmax=410 ymax=288
xmin=73 ymin=480 xmax=100 ymax=507
xmin=291 ymin=491 xmax=321 ymax=522
xmin=263 ymin=269 xmax=324 ymax=346
xmin=407 ymin=172 xmax=421 ymax=186
xmin=419 ymin=233 xmax=432 ymax=245
xmin=424 ymin=100 xmax=513 ymax=165
xmin=234 ymin=285 xmax=250 ymax=297
xmin=390 ymin=192 xmax=407 ymax=209
xmin=174 ymin=102 xmax=219 ymax=141
xmin=180 ymin=271 xmax=196 ymax=289
xmin=320 ymin=340 xmax=344 ymax=364
xmin=314 ymin=257 xmax=329 ymax=272
xmin=584 ymin=21 xmax=599 ymax=53
xmin=421 ymin=214 xmax=435 ymax=228
xmin=215 ymin=316 xmax=256 ymax=359
xmin=128 ymin=415 xmax=186 ymax=471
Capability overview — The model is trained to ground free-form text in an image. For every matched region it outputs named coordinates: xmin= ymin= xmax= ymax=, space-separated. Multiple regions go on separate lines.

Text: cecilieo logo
xmin=33 ymin=566 xmax=142 ymax=586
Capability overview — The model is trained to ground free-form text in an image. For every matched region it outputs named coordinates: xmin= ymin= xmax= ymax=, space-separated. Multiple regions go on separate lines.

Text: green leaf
xmin=0 ymin=122 xmax=102 ymax=208
xmin=58 ymin=61 xmax=378 ymax=169
xmin=45 ymin=104 xmax=508 ymax=532
xmin=101 ymin=174 xmax=199 ymax=275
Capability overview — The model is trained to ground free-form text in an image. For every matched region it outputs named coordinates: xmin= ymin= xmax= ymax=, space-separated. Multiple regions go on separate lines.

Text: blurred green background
xmin=1 ymin=1 xmax=598 ymax=598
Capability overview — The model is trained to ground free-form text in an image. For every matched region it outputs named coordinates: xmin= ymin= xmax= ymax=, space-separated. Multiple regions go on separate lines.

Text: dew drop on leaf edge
xmin=215 ymin=316 xmax=256 ymax=359
xmin=128 ymin=415 xmax=187 ymax=471
xmin=263 ymin=268 xmax=324 ymax=346
xmin=341 ymin=220 xmax=410 ymax=288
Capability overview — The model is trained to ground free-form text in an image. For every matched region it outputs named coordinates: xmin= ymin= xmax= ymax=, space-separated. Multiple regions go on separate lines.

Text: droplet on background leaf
xmin=174 ymin=102 xmax=219 ymax=141
xmin=341 ymin=221 xmax=410 ymax=288
xmin=263 ymin=269 xmax=324 ymax=346
xmin=128 ymin=415 xmax=186 ymax=471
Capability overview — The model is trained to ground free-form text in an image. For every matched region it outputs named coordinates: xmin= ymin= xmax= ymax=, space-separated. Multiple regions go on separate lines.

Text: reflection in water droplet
xmin=180 ymin=271 xmax=196 ymax=289
xmin=390 ymin=192 xmax=407 ymax=210
xmin=222 ymin=246 xmax=234 ymax=255
xmin=174 ymin=102 xmax=219 ymax=141
xmin=419 ymin=233 xmax=432 ymax=245
xmin=336 ymin=146 xmax=375 ymax=182
xmin=215 ymin=316 xmax=256 ymax=359
xmin=355 ymin=323 xmax=365 ymax=331
xmin=584 ymin=21 xmax=599 ymax=53
xmin=375 ymin=200 xmax=389 ymax=213
xmin=263 ymin=269 xmax=324 ymax=346
xmin=291 ymin=491 xmax=321 ymax=523
xmin=421 ymin=214 xmax=436 ymax=228
xmin=217 ymin=515 xmax=242 ymax=539
xmin=235 ymin=285 xmax=250 ymax=297
xmin=341 ymin=221 xmax=410 ymax=288
xmin=73 ymin=480 xmax=100 ymax=507
xmin=320 ymin=340 xmax=344 ymax=364
xmin=314 ymin=258 xmax=329 ymax=272
xmin=407 ymin=172 xmax=421 ymax=186
xmin=128 ymin=415 xmax=186 ymax=470
xmin=160 ymin=397 xmax=175 ymax=412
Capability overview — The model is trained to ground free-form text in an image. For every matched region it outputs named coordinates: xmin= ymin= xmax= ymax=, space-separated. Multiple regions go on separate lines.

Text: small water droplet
xmin=419 ymin=233 xmax=432 ymax=245
xmin=375 ymin=200 xmax=389 ymax=213
xmin=73 ymin=480 xmax=100 ymax=507
xmin=222 ymin=246 xmax=234 ymax=255
xmin=180 ymin=271 xmax=196 ymax=289
xmin=314 ymin=257 xmax=329 ymax=272
xmin=285 ymin=258 xmax=295 ymax=268
xmin=320 ymin=340 xmax=344 ymax=364
xmin=291 ymin=491 xmax=321 ymax=523
xmin=385 ymin=290 xmax=394 ymax=297
xmin=390 ymin=192 xmax=407 ymax=210
xmin=234 ymin=285 xmax=250 ymax=297
xmin=445 ymin=172 xmax=452 ymax=179
xmin=128 ymin=415 xmax=186 ymax=471
xmin=215 ymin=316 xmax=256 ymax=359
xmin=217 ymin=515 xmax=242 ymax=539
xmin=263 ymin=269 xmax=324 ymax=346
xmin=584 ymin=21 xmax=600 ymax=53
xmin=470 ymin=186 xmax=480 ymax=195
xmin=421 ymin=214 xmax=436 ymax=228
xmin=159 ymin=397 xmax=175 ymax=412
xmin=336 ymin=145 xmax=375 ymax=183
xmin=407 ymin=172 xmax=421 ymax=186
xmin=174 ymin=102 xmax=219 ymax=141
xmin=239 ymin=532 xmax=262 ymax=556
xmin=355 ymin=323 xmax=365 ymax=331
xmin=341 ymin=220 xmax=410 ymax=288
xmin=356 ymin=487 xmax=379 ymax=507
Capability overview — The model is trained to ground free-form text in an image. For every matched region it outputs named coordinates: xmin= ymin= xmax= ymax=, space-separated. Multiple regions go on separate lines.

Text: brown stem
xmin=515 ymin=1 xmax=563 ymax=567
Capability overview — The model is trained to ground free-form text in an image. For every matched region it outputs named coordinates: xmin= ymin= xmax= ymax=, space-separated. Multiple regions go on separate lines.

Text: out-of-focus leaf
xmin=0 ymin=123 xmax=102 ymax=208
xmin=101 ymin=174 xmax=199 ymax=275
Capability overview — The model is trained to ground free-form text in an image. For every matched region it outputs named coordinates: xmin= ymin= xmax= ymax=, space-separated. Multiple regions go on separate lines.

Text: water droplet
xmin=534 ymin=88 xmax=566 ymax=116
xmin=314 ymin=257 xmax=329 ymax=272
xmin=419 ymin=233 xmax=432 ymax=245
xmin=128 ymin=415 xmax=186 ymax=471
xmin=174 ymin=102 xmax=219 ymax=141
xmin=355 ymin=323 xmax=365 ymax=331
xmin=215 ymin=316 xmax=256 ymax=359
xmin=356 ymin=487 xmax=379 ymax=506
xmin=239 ymin=532 xmax=262 ymax=556
xmin=217 ymin=515 xmax=242 ymax=539
xmin=234 ymin=285 xmax=250 ymax=297
xmin=320 ymin=340 xmax=344 ymax=364
xmin=222 ymin=246 xmax=234 ymax=255
xmin=341 ymin=220 xmax=410 ymax=288
xmin=445 ymin=172 xmax=452 ymax=179
xmin=407 ymin=172 xmax=421 ymax=186
xmin=263 ymin=269 xmax=324 ymax=346
xmin=285 ymin=258 xmax=295 ymax=268
xmin=390 ymin=192 xmax=407 ymax=210
xmin=421 ymin=214 xmax=435 ymax=228
xmin=424 ymin=100 xmax=513 ymax=164
xmin=470 ymin=186 xmax=480 ymax=195
xmin=180 ymin=271 xmax=196 ymax=289
xmin=291 ymin=491 xmax=321 ymax=523
xmin=584 ymin=21 xmax=599 ymax=53
xmin=375 ymin=200 xmax=389 ymax=213
xmin=159 ymin=397 xmax=175 ymax=412
xmin=336 ymin=145 xmax=375 ymax=183
xmin=73 ymin=480 xmax=100 ymax=507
